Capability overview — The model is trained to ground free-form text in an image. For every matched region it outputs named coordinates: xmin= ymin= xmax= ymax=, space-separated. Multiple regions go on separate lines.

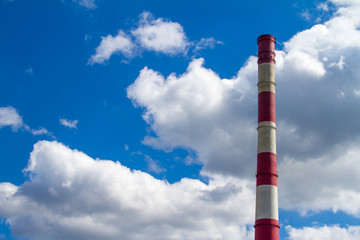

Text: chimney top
xmin=257 ymin=34 xmax=276 ymax=64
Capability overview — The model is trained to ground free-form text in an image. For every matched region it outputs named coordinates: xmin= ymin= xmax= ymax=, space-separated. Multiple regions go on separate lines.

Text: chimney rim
xmin=257 ymin=34 xmax=276 ymax=44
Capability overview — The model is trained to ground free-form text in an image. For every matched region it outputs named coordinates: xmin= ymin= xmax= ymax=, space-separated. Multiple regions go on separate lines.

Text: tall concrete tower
xmin=255 ymin=34 xmax=279 ymax=240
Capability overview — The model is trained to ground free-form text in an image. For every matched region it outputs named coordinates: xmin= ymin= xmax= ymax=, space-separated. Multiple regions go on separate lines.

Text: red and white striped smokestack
xmin=255 ymin=34 xmax=279 ymax=240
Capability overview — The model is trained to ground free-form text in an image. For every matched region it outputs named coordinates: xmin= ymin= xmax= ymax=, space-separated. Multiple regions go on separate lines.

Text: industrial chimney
xmin=255 ymin=34 xmax=279 ymax=240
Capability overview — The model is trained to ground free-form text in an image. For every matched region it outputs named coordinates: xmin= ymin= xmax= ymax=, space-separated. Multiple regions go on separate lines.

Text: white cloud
xmin=278 ymin=141 xmax=360 ymax=216
xmin=89 ymin=31 xmax=135 ymax=64
xmin=31 ymin=128 xmax=49 ymax=135
xmin=90 ymin=12 xmax=222 ymax=64
xmin=0 ymin=106 xmax=23 ymax=131
xmin=301 ymin=10 xmax=311 ymax=21
xmin=59 ymin=118 xmax=79 ymax=129
xmin=184 ymin=155 xmax=200 ymax=166
xmin=73 ymin=0 xmax=96 ymax=9
xmin=0 ymin=141 xmax=255 ymax=240
xmin=131 ymin=11 xmax=190 ymax=55
xmin=144 ymin=155 xmax=166 ymax=174
xmin=127 ymin=0 xmax=360 ymax=216
xmin=317 ymin=2 xmax=329 ymax=11
xmin=194 ymin=37 xmax=223 ymax=52
xmin=278 ymin=48 xmax=326 ymax=78
xmin=24 ymin=125 xmax=51 ymax=136
xmin=23 ymin=124 xmax=53 ymax=137
xmin=25 ymin=67 xmax=33 ymax=76
xmin=3 ymin=3 xmax=360 ymax=239
xmin=127 ymin=57 xmax=257 ymax=177
xmin=0 ymin=106 xmax=51 ymax=136
xmin=89 ymin=10 xmax=191 ymax=64
xmin=331 ymin=0 xmax=360 ymax=6
xmin=287 ymin=225 xmax=360 ymax=240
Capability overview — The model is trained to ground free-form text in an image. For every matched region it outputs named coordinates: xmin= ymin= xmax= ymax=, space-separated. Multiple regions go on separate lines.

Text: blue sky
xmin=1 ymin=0 xmax=360 ymax=239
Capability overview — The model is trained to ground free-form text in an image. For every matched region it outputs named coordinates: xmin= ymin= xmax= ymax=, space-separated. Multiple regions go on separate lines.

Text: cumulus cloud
xmin=0 ymin=106 xmax=51 ymax=136
xmin=331 ymin=0 xmax=360 ymax=6
xmin=89 ymin=12 xmax=190 ymax=64
xmin=287 ymin=225 xmax=360 ymax=240
xmin=127 ymin=57 xmax=257 ymax=177
xmin=90 ymin=12 xmax=222 ymax=64
xmin=279 ymin=141 xmax=360 ymax=216
xmin=274 ymin=0 xmax=360 ymax=159
xmin=127 ymin=0 xmax=360 ymax=215
xmin=88 ymin=31 xmax=135 ymax=64
xmin=131 ymin=11 xmax=190 ymax=55
xmin=59 ymin=118 xmax=79 ymax=129
xmin=0 ymin=141 xmax=255 ymax=240
xmin=3 ymin=2 xmax=360 ymax=240
xmin=0 ymin=106 xmax=23 ymax=131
